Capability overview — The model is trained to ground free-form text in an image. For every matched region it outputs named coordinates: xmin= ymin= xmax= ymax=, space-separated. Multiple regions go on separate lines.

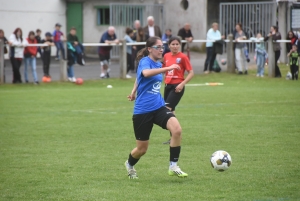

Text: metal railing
xmin=0 ymin=37 xmax=291 ymax=84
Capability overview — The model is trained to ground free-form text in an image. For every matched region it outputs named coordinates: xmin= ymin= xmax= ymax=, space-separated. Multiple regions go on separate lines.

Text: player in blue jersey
xmin=125 ymin=36 xmax=188 ymax=179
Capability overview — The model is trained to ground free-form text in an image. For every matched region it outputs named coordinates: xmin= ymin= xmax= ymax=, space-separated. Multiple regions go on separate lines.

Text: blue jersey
xmin=134 ymin=57 xmax=165 ymax=114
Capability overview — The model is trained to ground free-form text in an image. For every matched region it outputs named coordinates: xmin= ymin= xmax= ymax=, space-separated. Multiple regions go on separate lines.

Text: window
xmin=96 ymin=6 xmax=110 ymax=25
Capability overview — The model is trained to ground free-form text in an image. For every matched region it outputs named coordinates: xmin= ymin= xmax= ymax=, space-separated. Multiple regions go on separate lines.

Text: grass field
xmin=0 ymin=67 xmax=300 ymax=201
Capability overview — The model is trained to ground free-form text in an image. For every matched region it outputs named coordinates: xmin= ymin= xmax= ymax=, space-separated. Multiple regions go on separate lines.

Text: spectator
xmin=41 ymin=32 xmax=54 ymax=79
xmin=53 ymin=23 xmax=65 ymax=60
xmin=204 ymin=23 xmax=223 ymax=74
xmin=286 ymin=31 xmax=297 ymax=65
xmin=98 ymin=26 xmax=119 ymax=79
xmin=24 ymin=31 xmax=38 ymax=84
xmin=135 ymin=27 xmax=149 ymax=53
xmin=234 ymin=23 xmax=248 ymax=75
xmin=35 ymin=29 xmax=43 ymax=59
xmin=9 ymin=28 xmax=26 ymax=83
xmin=251 ymin=33 xmax=268 ymax=77
xmin=264 ymin=25 xmax=282 ymax=78
xmin=177 ymin=23 xmax=193 ymax=52
xmin=0 ymin=29 xmax=10 ymax=55
xmin=143 ymin=16 xmax=162 ymax=38
xmin=162 ymin=29 xmax=172 ymax=56
xmin=67 ymin=27 xmax=83 ymax=82
xmin=124 ymin=28 xmax=136 ymax=79
xmin=132 ymin=20 xmax=141 ymax=40
xmin=287 ymin=44 xmax=299 ymax=80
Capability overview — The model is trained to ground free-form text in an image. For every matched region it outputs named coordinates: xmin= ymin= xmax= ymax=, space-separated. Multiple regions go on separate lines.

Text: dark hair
xmin=138 ymin=27 xmax=144 ymax=34
xmin=36 ymin=29 xmax=41 ymax=33
xmin=70 ymin=27 xmax=76 ymax=31
xmin=28 ymin=31 xmax=35 ymax=38
xmin=13 ymin=28 xmax=23 ymax=42
xmin=236 ymin=23 xmax=242 ymax=29
xmin=168 ymin=36 xmax=181 ymax=45
xmin=136 ymin=36 xmax=161 ymax=63
xmin=125 ymin=27 xmax=133 ymax=35
xmin=272 ymin=25 xmax=278 ymax=32
xmin=166 ymin=28 xmax=172 ymax=32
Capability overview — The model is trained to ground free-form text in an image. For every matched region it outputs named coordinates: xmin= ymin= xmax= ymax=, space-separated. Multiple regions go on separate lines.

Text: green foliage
xmin=0 ymin=72 xmax=299 ymax=201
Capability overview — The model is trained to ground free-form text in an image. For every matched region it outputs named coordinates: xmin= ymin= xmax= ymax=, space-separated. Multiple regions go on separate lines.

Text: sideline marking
xmin=186 ymin=83 xmax=224 ymax=87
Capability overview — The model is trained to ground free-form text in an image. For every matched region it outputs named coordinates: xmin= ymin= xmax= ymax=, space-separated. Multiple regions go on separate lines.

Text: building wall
xmin=0 ymin=0 xmax=67 ymax=56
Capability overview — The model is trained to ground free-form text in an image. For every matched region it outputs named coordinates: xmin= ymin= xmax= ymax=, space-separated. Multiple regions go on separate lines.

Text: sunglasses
xmin=151 ymin=46 xmax=164 ymax=50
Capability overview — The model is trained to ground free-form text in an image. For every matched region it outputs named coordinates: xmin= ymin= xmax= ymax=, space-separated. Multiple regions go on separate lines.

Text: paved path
xmin=3 ymin=52 xmax=256 ymax=83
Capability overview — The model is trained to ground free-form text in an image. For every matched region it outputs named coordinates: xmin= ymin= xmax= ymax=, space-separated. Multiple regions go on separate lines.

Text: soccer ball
xmin=286 ymin=72 xmax=292 ymax=80
xmin=221 ymin=59 xmax=227 ymax=65
xmin=210 ymin=150 xmax=232 ymax=171
xmin=76 ymin=78 xmax=84 ymax=85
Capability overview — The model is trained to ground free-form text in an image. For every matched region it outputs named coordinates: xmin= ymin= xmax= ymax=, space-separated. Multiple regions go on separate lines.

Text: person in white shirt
xmin=143 ymin=16 xmax=162 ymax=38
xmin=204 ymin=23 xmax=224 ymax=74
xmin=9 ymin=28 xmax=27 ymax=83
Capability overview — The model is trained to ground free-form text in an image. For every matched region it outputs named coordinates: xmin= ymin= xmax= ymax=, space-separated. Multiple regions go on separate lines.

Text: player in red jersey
xmin=162 ymin=36 xmax=194 ymax=144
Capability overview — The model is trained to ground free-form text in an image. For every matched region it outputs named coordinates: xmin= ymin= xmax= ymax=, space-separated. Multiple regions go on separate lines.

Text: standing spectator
xmin=53 ymin=23 xmax=65 ymax=60
xmin=136 ymin=28 xmax=149 ymax=53
xmin=9 ymin=28 xmax=26 ymax=83
xmin=124 ymin=28 xmax=136 ymax=78
xmin=24 ymin=31 xmax=38 ymax=84
xmin=204 ymin=23 xmax=223 ymax=74
xmin=234 ymin=23 xmax=248 ymax=75
xmin=286 ymin=31 xmax=297 ymax=53
xmin=177 ymin=23 xmax=193 ymax=52
xmin=98 ymin=26 xmax=119 ymax=79
xmin=41 ymin=32 xmax=54 ymax=80
xmin=143 ymin=16 xmax=162 ymax=38
xmin=251 ymin=33 xmax=268 ymax=77
xmin=35 ymin=29 xmax=43 ymax=59
xmin=287 ymin=44 xmax=299 ymax=80
xmin=0 ymin=29 xmax=10 ymax=55
xmin=162 ymin=29 xmax=172 ymax=56
xmin=132 ymin=20 xmax=141 ymax=40
xmin=264 ymin=25 xmax=282 ymax=78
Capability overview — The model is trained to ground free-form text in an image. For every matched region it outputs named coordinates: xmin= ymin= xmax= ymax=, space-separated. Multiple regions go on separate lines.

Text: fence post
xmin=120 ymin=40 xmax=127 ymax=79
xmin=0 ymin=39 xmax=4 ymax=84
xmin=227 ymin=34 xmax=235 ymax=73
xmin=268 ymin=37 xmax=275 ymax=78
xmin=60 ymin=41 xmax=67 ymax=81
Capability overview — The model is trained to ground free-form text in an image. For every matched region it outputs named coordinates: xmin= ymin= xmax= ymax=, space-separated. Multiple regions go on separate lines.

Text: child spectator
xmin=35 ymin=29 xmax=43 ymax=59
xmin=24 ymin=31 xmax=39 ymax=84
xmin=41 ymin=32 xmax=54 ymax=80
xmin=52 ymin=23 xmax=65 ymax=60
xmin=287 ymin=44 xmax=299 ymax=80
xmin=9 ymin=28 xmax=27 ymax=83
xmin=124 ymin=27 xmax=136 ymax=78
xmin=251 ymin=33 xmax=268 ymax=77
xmin=162 ymin=29 xmax=172 ymax=56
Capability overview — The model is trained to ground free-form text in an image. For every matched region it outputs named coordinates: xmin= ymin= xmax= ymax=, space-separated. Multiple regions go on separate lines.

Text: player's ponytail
xmin=136 ymin=36 xmax=162 ymax=63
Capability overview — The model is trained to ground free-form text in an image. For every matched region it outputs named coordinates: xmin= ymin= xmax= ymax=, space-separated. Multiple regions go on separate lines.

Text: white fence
xmin=0 ymin=37 xmax=291 ymax=83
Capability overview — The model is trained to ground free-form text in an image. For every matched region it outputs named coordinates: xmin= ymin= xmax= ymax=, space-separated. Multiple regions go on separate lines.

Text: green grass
xmin=0 ymin=67 xmax=300 ymax=201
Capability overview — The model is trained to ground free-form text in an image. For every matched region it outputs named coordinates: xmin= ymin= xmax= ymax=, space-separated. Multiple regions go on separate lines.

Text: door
xmin=67 ymin=2 xmax=83 ymax=42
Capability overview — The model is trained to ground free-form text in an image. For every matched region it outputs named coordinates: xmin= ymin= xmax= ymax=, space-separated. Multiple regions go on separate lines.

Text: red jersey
xmin=163 ymin=52 xmax=193 ymax=84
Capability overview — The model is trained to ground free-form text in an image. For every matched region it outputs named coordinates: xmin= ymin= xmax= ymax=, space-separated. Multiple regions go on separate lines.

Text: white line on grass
xmin=72 ymin=109 xmax=117 ymax=114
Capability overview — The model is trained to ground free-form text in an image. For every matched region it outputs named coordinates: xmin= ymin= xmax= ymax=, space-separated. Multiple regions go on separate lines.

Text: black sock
xmin=170 ymin=146 xmax=181 ymax=162
xmin=128 ymin=153 xmax=139 ymax=166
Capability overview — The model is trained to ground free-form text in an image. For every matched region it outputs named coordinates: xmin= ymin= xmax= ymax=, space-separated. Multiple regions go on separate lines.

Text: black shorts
xmin=99 ymin=54 xmax=110 ymax=62
xmin=164 ymin=84 xmax=185 ymax=111
xmin=132 ymin=106 xmax=175 ymax=141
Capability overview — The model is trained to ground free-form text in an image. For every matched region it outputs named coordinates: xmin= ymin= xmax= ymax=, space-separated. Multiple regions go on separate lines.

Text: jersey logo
xmin=176 ymin=58 xmax=181 ymax=64
xmin=168 ymin=69 xmax=174 ymax=75
xmin=152 ymin=81 xmax=161 ymax=93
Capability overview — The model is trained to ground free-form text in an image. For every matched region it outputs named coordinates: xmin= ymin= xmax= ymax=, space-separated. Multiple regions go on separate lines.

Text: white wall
xmin=0 ymin=0 xmax=66 ymax=56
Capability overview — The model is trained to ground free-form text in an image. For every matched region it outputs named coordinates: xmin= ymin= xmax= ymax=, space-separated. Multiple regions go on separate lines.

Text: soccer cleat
xmin=124 ymin=160 xmax=138 ymax=179
xmin=162 ymin=139 xmax=171 ymax=144
xmin=168 ymin=165 xmax=188 ymax=178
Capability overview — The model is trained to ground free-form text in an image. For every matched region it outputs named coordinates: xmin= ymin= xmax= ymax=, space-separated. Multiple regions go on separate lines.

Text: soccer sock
xmin=169 ymin=146 xmax=181 ymax=168
xmin=128 ymin=153 xmax=139 ymax=168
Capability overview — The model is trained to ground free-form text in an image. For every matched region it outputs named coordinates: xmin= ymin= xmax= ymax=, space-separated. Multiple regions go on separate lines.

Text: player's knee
xmin=137 ymin=146 xmax=148 ymax=156
xmin=171 ymin=124 xmax=182 ymax=138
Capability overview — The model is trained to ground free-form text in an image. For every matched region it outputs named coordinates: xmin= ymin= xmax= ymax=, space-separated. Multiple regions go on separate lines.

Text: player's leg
xmin=125 ymin=113 xmax=153 ymax=179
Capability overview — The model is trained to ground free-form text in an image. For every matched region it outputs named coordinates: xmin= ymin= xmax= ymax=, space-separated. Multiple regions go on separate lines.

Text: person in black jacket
xmin=177 ymin=23 xmax=193 ymax=52
xmin=35 ymin=29 xmax=43 ymax=59
xmin=41 ymin=32 xmax=54 ymax=79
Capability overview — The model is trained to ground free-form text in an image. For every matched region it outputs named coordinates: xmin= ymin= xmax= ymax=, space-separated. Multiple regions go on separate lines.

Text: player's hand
xmin=175 ymin=83 xmax=184 ymax=93
xmin=127 ymin=93 xmax=136 ymax=101
xmin=168 ymin=64 xmax=181 ymax=71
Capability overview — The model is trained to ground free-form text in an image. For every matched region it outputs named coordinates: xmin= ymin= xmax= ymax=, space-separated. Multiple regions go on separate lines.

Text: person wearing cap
xmin=41 ymin=32 xmax=54 ymax=79
xmin=53 ymin=23 xmax=66 ymax=60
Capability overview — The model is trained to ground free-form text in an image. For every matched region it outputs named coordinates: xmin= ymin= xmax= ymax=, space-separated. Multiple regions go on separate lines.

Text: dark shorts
xmin=99 ymin=54 xmax=110 ymax=62
xmin=132 ymin=106 xmax=175 ymax=141
xmin=164 ymin=84 xmax=185 ymax=111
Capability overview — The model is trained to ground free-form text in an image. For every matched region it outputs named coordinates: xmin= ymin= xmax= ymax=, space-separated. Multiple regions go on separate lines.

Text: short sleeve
xmin=100 ymin=33 xmax=108 ymax=43
xmin=137 ymin=58 xmax=151 ymax=77
xmin=183 ymin=55 xmax=193 ymax=71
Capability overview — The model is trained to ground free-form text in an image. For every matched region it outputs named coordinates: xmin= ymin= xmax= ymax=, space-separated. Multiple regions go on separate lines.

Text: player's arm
xmin=142 ymin=64 xmax=180 ymax=78
xmin=128 ymin=79 xmax=138 ymax=101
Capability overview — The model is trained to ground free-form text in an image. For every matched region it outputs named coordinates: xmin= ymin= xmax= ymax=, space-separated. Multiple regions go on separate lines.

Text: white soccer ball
xmin=210 ymin=150 xmax=232 ymax=171
xmin=286 ymin=72 xmax=292 ymax=80
xmin=221 ymin=58 xmax=227 ymax=65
